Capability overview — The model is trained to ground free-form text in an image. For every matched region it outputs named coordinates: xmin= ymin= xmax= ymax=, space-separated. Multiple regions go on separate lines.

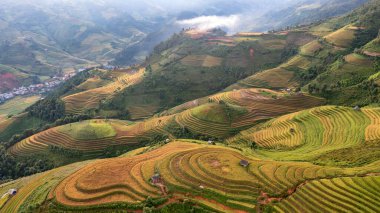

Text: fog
xmin=0 ymin=0 xmax=302 ymax=33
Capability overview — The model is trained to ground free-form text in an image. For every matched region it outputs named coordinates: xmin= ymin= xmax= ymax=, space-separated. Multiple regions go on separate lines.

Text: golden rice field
xmin=76 ymin=76 xmax=111 ymax=90
xmin=128 ymin=105 xmax=159 ymax=120
xmin=363 ymin=38 xmax=380 ymax=56
xmin=8 ymin=116 xmax=174 ymax=157
xmin=171 ymin=88 xmax=324 ymax=137
xmin=0 ymin=160 xmax=94 ymax=213
xmin=238 ymin=67 xmax=297 ymax=89
xmin=9 ymin=88 xmax=324 ymax=157
xmin=324 ymin=26 xmax=357 ymax=48
xmin=0 ymin=116 xmax=17 ymax=133
xmin=180 ymin=55 xmax=222 ymax=67
xmin=282 ymin=55 xmax=312 ymax=70
xmin=63 ymin=68 xmax=144 ymax=114
xmin=2 ymin=141 xmax=379 ymax=212
xmin=273 ymin=176 xmax=380 ymax=213
xmin=0 ymin=95 xmax=41 ymax=118
xmin=344 ymin=53 xmax=373 ymax=66
xmin=228 ymin=106 xmax=380 ymax=161
xmin=300 ymin=40 xmax=323 ymax=56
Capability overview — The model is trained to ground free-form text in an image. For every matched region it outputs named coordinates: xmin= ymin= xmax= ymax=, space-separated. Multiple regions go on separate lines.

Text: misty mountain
xmin=0 ymin=0 xmax=370 ymax=93
xmin=254 ymin=0 xmax=369 ymax=31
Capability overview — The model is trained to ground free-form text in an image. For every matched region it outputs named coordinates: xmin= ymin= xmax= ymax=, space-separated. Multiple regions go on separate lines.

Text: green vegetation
xmin=59 ymin=120 xmax=116 ymax=140
xmin=101 ymin=31 xmax=313 ymax=120
xmin=0 ymin=116 xmax=45 ymax=143
xmin=312 ymin=140 xmax=380 ymax=167
xmin=1 ymin=1 xmax=380 ymax=212
xmin=273 ymin=176 xmax=380 ymax=213
xmin=228 ymin=105 xmax=380 ymax=165
xmin=0 ymin=96 xmax=40 ymax=118
xmin=364 ymin=38 xmax=380 ymax=53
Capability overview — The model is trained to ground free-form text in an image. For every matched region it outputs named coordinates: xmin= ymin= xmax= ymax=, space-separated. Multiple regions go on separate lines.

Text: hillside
xmin=7 ymin=88 xmax=324 ymax=166
xmin=255 ymin=0 xmax=369 ymax=31
xmin=228 ymin=105 xmax=380 ymax=165
xmin=0 ymin=1 xmax=380 ymax=212
xmin=98 ymin=30 xmax=316 ymax=119
xmin=1 ymin=140 xmax=379 ymax=212
xmin=228 ymin=0 xmax=380 ymax=107
xmin=0 ymin=0 xmax=181 ymax=93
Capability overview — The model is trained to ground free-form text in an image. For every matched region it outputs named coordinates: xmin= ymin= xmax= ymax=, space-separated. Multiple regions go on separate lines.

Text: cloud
xmin=176 ymin=15 xmax=241 ymax=34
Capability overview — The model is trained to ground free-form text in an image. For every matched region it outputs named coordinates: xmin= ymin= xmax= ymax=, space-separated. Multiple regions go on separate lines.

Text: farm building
xmin=151 ymin=173 xmax=163 ymax=185
xmin=240 ymin=160 xmax=250 ymax=168
xmin=8 ymin=189 xmax=17 ymax=196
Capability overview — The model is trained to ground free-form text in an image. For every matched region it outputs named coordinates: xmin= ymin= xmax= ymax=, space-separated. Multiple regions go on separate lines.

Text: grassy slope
xmin=0 ymin=115 xmax=44 ymax=142
xmin=363 ymin=37 xmax=380 ymax=53
xmin=0 ymin=96 xmax=41 ymax=118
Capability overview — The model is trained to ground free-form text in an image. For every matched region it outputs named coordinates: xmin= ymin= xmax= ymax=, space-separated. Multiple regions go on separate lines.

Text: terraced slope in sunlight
xmin=63 ymin=68 xmax=144 ymax=114
xmin=9 ymin=88 xmax=324 ymax=157
xmin=2 ymin=141 xmax=379 ymax=212
xmin=274 ymin=176 xmax=380 ymax=213
xmin=228 ymin=106 xmax=380 ymax=161
xmin=8 ymin=117 xmax=174 ymax=157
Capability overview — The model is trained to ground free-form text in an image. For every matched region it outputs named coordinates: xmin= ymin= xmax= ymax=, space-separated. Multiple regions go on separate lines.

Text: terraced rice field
xmin=8 ymin=117 xmax=174 ymax=157
xmin=175 ymin=104 xmax=233 ymax=138
xmin=344 ymin=53 xmax=372 ymax=66
xmin=0 ymin=116 xmax=16 ymax=132
xmin=324 ymin=26 xmax=356 ymax=48
xmin=300 ymin=40 xmax=323 ymax=56
xmin=76 ymin=76 xmax=111 ymax=90
xmin=0 ymin=95 xmax=41 ymax=118
xmin=228 ymin=106 xmax=380 ymax=161
xmin=63 ymin=68 xmax=144 ymax=114
xmin=9 ymin=87 xmax=324 ymax=157
xmin=180 ymin=55 xmax=222 ymax=67
xmin=4 ymin=141 xmax=378 ymax=212
xmin=363 ymin=38 xmax=380 ymax=56
xmin=274 ymin=176 xmax=380 ymax=213
xmin=0 ymin=160 xmax=94 ymax=212
xmin=282 ymin=55 xmax=312 ymax=70
xmin=128 ymin=105 xmax=159 ymax=120
xmin=173 ymin=89 xmax=324 ymax=137
xmin=239 ymin=68 xmax=296 ymax=89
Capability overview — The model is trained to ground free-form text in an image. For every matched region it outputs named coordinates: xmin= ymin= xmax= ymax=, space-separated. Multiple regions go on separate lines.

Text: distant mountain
xmin=254 ymin=0 xmax=369 ymax=31
xmin=0 ymin=0 xmax=370 ymax=93
xmin=0 ymin=0 xmax=179 ymax=92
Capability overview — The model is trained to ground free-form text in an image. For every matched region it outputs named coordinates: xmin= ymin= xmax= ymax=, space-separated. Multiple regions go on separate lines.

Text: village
xmin=0 ymin=72 xmax=77 ymax=104
xmin=0 ymin=64 xmax=122 ymax=105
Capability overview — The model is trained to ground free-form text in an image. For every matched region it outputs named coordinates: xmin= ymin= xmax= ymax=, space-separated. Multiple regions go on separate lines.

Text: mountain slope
xmin=228 ymin=0 xmax=380 ymax=107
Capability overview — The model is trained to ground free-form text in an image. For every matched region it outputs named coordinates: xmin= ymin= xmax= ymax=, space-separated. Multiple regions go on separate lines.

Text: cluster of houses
xmin=0 ymin=64 xmax=129 ymax=104
xmin=0 ymin=72 xmax=76 ymax=104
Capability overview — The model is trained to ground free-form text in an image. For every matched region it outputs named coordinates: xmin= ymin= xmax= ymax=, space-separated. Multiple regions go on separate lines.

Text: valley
xmin=0 ymin=0 xmax=379 ymax=212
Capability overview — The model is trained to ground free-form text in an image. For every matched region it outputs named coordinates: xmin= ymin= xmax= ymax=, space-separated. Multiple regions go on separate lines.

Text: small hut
xmin=8 ymin=189 xmax=17 ymax=196
xmin=151 ymin=174 xmax=162 ymax=185
xmin=353 ymin=106 xmax=361 ymax=111
xmin=240 ymin=160 xmax=250 ymax=168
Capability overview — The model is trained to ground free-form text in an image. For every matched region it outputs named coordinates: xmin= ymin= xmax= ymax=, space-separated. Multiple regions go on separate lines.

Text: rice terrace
xmin=1 ymin=0 xmax=380 ymax=212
